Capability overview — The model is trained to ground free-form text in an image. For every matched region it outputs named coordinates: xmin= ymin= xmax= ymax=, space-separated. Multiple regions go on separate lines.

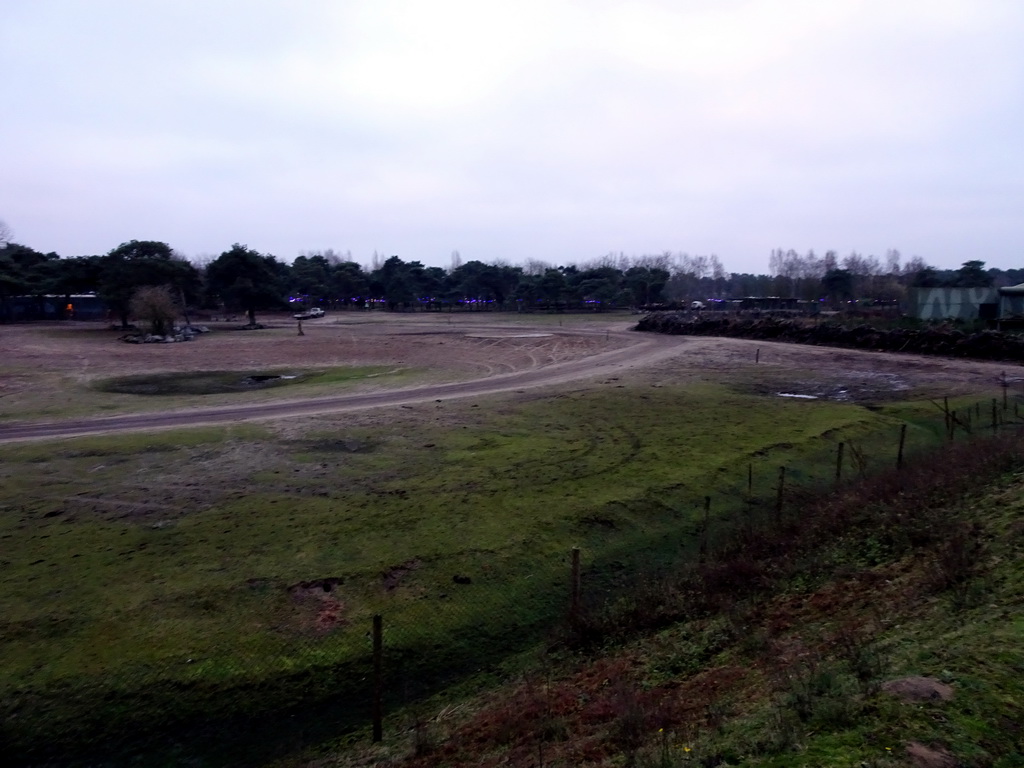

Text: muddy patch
xmin=95 ymin=370 xmax=308 ymax=396
xmin=382 ymin=558 xmax=422 ymax=591
xmin=755 ymin=371 xmax=912 ymax=403
xmin=303 ymin=438 xmax=376 ymax=454
xmin=288 ymin=577 xmax=344 ymax=597
xmin=288 ymin=577 xmax=348 ymax=633
xmin=882 ymin=676 xmax=954 ymax=702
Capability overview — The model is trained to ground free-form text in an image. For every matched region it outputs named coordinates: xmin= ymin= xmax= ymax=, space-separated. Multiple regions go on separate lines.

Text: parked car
xmin=293 ymin=307 xmax=326 ymax=320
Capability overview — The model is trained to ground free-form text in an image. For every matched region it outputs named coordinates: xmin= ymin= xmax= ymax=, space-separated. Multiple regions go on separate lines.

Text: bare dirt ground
xmin=0 ymin=311 xmax=1017 ymax=442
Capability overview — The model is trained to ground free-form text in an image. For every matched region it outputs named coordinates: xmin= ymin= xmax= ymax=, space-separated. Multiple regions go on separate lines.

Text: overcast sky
xmin=2 ymin=0 xmax=1022 ymax=273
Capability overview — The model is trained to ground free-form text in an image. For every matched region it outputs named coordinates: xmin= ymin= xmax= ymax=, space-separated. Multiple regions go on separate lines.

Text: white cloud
xmin=1 ymin=0 xmax=1022 ymax=269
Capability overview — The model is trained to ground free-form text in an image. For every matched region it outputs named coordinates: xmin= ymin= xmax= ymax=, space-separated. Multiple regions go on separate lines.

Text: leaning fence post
xmin=775 ymin=466 xmax=786 ymax=520
xmin=570 ymin=547 xmax=581 ymax=621
xmin=835 ymin=442 xmax=844 ymax=486
xmin=896 ymin=424 xmax=907 ymax=469
xmin=992 ymin=399 xmax=999 ymax=433
xmin=372 ymin=614 xmax=383 ymax=743
xmin=755 ymin=348 xmax=760 ymax=364
xmin=700 ymin=496 xmax=711 ymax=563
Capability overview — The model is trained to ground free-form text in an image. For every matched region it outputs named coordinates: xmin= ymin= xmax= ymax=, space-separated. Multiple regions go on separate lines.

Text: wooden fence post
xmin=775 ymin=466 xmax=786 ymax=520
xmin=700 ymin=496 xmax=711 ymax=562
xmin=747 ymin=463 xmax=753 ymax=497
xmin=755 ymin=348 xmax=760 ymax=364
xmin=896 ymin=424 xmax=907 ymax=469
xmin=372 ymin=614 xmax=383 ymax=743
xmin=570 ymin=547 xmax=581 ymax=621
xmin=835 ymin=442 xmax=844 ymax=486
xmin=992 ymin=399 xmax=999 ymax=433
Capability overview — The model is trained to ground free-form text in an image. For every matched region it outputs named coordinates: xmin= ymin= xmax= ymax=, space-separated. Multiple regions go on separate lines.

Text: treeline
xmin=1 ymin=236 xmax=1020 ymax=324
xmin=674 ymin=249 xmax=1023 ymax=305
xmin=0 ymin=241 xmax=673 ymax=324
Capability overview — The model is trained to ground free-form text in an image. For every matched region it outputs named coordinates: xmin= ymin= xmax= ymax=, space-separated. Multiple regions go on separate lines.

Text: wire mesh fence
xmin=3 ymin=391 xmax=1022 ymax=765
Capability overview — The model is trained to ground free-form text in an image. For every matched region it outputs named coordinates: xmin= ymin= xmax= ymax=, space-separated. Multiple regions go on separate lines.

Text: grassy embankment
xmin=0 ymin=376 xmax=996 ymax=764
xmin=320 ymin=420 xmax=1024 ymax=768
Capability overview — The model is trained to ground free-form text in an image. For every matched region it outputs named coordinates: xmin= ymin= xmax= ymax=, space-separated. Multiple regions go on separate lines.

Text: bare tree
xmin=678 ymin=253 xmax=711 ymax=279
xmin=885 ymin=249 xmax=901 ymax=275
xmin=521 ymin=258 xmax=551 ymax=276
xmin=130 ymin=285 xmax=178 ymax=336
xmin=633 ymin=252 xmax=674 ymax=273
xmin=709 ymin=254 xmax=726 ymax=281
xmin=901 ymin=255 xmax=929 ymax=276
xmin=0 ymin=219 xmax=11 ymax=247
xmin=582 ymin=252 xmax=624 ymax=271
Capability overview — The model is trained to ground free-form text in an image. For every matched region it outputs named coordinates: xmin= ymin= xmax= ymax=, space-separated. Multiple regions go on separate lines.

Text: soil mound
xmin=881 ymin=676 xmax=954 ymax=702
xmin=636 ymin=314 xmax=1024 ymax=362
xmin=905 ymin=741 xmax=959 ymax=768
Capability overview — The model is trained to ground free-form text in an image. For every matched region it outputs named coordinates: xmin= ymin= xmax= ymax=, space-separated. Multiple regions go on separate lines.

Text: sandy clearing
xmin=0 ymin=322 xmax=679 ymax=441
xmin=0 ymin=313 xmax=1015 ymax=442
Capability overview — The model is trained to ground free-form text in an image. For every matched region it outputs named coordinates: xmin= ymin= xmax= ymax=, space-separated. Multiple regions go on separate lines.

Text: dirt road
xmin=0 ymin=328 xmax=685 ymax=442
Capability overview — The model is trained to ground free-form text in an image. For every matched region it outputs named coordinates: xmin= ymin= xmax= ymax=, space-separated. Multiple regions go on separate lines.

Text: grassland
xmin=330 ymin=432 xmax=1024 ymax=768
xmin=0 ymin=315 xmax=1015 ymax=765
xmin=0 ymin=386 xmax=980 ymax=763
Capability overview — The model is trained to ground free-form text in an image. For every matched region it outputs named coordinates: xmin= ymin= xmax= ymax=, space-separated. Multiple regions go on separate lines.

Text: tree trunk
xmin=178 ymin=286 xmax=192 ymax=327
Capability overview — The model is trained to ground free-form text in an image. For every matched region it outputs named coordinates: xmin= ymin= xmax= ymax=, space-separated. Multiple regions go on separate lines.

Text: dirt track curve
xmin=0 ymin=330 xmax=685 ymax=443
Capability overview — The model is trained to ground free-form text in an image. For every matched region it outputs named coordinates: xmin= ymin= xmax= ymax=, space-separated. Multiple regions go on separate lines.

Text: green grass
xmin=0 ymin=381 xmax=986 ymax=763
xmin=320 ymin=431 xmax=1024 ymax=768
xmin=666 ymin=471 xmax=1024 ymax=768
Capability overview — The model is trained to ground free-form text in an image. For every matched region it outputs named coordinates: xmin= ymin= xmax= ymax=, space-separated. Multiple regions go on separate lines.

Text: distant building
xmin=998 ymin=283 xmax=1024 ymax=320
xmin=1 ymin=294 xmax=108 ymax=322
xmin=738 ymin=296 xmax=800 ymax=311
xmin=909 ymin=288 xmax=999 ymax=321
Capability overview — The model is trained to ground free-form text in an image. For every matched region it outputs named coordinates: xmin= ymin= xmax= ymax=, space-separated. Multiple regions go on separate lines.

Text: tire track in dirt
xmin=491 ymin=421 xmax=645 ymax=492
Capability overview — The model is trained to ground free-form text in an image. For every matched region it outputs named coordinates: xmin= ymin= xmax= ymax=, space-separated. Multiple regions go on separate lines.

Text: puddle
xmin=765 ymin=371 xmax=911 ymax=403
xmin=465 ymin=333 xmax=554 ymax=339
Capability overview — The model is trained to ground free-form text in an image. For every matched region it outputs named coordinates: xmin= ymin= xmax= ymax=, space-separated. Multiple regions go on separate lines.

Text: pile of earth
xmin=636 ymin=313 xmax=1024 ymax=362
